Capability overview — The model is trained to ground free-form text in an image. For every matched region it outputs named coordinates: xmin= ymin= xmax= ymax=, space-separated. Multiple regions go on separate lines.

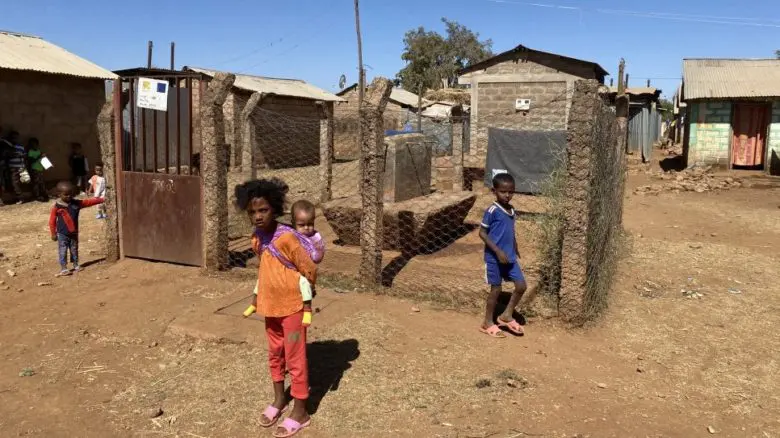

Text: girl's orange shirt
xmin=253 ymin=231 xmax=317 ymax=318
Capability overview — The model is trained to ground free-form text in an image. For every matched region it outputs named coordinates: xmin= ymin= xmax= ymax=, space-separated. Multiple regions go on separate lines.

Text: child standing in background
xmin=27 ymin=138 xmax=48 ymax=202
xmin=68 ymin=143 xmax=88 ymax=194
xmin=478 ymin=172 xmax=533 ymax=338
xmin=49 ymin=181 xmax=104 ymax=276
xmin=87 ymin=162 xmax=107 ymax=219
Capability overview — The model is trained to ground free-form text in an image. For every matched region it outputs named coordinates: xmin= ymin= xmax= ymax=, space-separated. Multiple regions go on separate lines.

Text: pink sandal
xmin=259 ymin=405 xmax=288 ymax=428
xmin=273 ymin=417 xmax=311 ymax=438
xmin=497 ymin=318 xmax=525 ymax=336
xmin=479 ymin=324 xmax=506 ymax=338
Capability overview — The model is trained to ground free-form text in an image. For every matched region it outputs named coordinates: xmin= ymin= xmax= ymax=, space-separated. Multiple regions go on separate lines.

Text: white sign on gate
xmin=137 ymin=77 xmax=169 ymax=111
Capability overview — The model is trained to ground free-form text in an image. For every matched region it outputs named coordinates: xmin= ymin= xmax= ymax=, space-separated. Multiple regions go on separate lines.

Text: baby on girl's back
xmin=244 ymin=196 xmax=326 ymax=327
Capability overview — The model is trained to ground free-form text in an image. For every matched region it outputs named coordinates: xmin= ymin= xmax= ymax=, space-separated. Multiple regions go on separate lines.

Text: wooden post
xmin=359 ymin=77 xmax=393 ymax=285
xmin=417 ymin=85 xmax=423 ymax=130
xmin=354 ymin=0 xmax=365 ymax=107
xmin=318 ymin=101 xmax=334 ymax=203
xmin=615 ymin=59 xmax=629 ymax=223
xmin=451 ymin=105 xmax=465 ymax=191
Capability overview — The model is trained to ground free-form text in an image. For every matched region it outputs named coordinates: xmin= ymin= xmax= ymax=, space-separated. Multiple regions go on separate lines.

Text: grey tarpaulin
xmin=484 ymin=127 xmax=566 ymax=193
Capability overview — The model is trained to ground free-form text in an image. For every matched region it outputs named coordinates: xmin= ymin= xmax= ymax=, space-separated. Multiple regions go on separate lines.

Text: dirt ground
xmin=1 ymin=164 xmax=779 ymax=437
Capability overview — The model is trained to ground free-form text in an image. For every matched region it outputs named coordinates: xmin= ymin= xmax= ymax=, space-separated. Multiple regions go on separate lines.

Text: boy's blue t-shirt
xmin=481 ymin=202 xmax=516 ymax=264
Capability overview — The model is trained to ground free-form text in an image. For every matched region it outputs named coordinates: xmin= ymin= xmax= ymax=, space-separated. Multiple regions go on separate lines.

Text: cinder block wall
xmin=475 ymin=81 xmax=567 ymax=155
xmin=688 ymin=101 xmax=732 ymax=167
xmin=333 ymin=87 xmax=405 ymax=160
xmin=0 ymin=70 xmax=105 ymax=183
xmin=465 ymin=53 xmax=599 ymax=159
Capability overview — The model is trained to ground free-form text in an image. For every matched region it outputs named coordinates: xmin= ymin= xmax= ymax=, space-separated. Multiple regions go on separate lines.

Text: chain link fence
xmin=215 ymin=79 xmax=625 ymax=322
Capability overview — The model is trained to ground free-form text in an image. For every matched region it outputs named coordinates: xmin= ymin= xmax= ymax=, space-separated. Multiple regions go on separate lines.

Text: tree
xmin=659 ymin=98 xmax=674 ymax=123
xmin=397 ymin=18 xmax=492 ymax=93
xmin=775 ymin=49 xmax=780 ymax=59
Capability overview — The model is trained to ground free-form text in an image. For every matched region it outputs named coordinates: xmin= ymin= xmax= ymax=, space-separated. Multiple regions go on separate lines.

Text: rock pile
xmin=634 ymin=166 xmax=746 ymax=195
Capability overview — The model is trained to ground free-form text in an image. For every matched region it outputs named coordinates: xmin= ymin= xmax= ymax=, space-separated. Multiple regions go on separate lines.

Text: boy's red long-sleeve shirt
xmin=49 ymin=198 xmax=104 ymax=237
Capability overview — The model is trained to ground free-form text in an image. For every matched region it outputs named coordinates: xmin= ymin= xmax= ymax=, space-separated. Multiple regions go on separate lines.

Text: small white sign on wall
xmin=137 ymin=77 xmax=169 ymax=111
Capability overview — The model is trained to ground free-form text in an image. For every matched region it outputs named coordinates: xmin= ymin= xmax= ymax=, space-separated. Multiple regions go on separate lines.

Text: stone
xmin=382 ymin=134 xmax=432 ymax=203
xmin=596 ymin=383 xmax=607 ymax=389
xmin=147 ymin=407 xmax=164 ymax=418
xmin=6 ymin=270 xmax=16 ymax=278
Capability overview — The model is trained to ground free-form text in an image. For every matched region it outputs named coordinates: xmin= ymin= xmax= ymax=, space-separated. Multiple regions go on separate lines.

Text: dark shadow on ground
xmin=493 ymin=291 xmax=528 ymax=328
xmin=306 ymin=339 xmax=360 ymax=414
xmin=659 ymin=155 xmax=687 ymax=172
xmin=80 ymin=258 xmax=106 ymax=269
xmin=381 ymin=210 xmax=477 ymax=286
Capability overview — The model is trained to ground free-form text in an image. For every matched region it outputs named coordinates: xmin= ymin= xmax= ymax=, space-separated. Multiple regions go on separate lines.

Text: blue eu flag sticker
xmin=157 ymin=82 xmax=167 ymax=93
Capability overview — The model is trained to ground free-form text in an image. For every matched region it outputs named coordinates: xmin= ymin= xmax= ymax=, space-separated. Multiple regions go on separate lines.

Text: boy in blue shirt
xmin=479 ymin=172 xmax=530 ymax=338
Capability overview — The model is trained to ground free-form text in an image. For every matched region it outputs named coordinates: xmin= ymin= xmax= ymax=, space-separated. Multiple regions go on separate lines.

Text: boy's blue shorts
xmin=485 ymin=261 xmax=525 ymax=286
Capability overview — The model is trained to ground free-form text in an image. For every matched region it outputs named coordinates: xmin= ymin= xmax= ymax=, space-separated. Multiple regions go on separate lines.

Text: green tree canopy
xmin=397 ymin=18 xmax=493 ymax=93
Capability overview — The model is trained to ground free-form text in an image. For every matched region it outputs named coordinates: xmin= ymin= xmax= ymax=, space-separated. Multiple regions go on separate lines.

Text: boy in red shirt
xmin=49 ymin=181 xmax=104 ymax=276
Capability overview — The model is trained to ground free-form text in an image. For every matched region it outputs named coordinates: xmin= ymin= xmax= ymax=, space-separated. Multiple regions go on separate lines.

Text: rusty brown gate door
xmin=114 ymin=70 xmax=204 ymax=266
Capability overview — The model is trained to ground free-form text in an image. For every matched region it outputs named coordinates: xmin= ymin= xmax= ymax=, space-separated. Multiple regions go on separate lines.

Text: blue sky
xmin=4 ymin=0 xmax=780 ymax=98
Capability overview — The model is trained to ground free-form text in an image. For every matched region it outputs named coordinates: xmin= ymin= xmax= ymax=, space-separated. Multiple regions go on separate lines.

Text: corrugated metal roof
xmin=458 ymin=44 xmax=608 ymax=78
xmin=607 ymin=86 xmax=661 ymax=97
xmin=683 ymin=58 xmax=780 ymax=100
xmin=390 ymin=87 xmax=430 ymax=107
xmin=0 ymin=30 xmax=116 ymax=80
xmin=337 ymin=83 xmax=430 ymax=108
xmin=187 ymin=67 xmax=344 ymax=102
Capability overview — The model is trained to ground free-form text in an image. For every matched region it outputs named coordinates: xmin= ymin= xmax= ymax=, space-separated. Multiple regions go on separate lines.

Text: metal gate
xmin=114 ymin=69 xmax=205 ymax=266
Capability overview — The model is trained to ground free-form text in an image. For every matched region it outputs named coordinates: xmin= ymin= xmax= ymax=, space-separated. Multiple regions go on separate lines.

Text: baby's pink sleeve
xmin=310 ymin=232 xmax=325 ymax=264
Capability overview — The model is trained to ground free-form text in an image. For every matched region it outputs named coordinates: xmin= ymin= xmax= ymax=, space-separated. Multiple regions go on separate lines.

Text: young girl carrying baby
xmin=235 ymin=179 xmax=317 ymax=438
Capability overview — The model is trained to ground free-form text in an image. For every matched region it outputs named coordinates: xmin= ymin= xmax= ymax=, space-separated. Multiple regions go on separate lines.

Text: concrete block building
xmin=457 ymin=44 xmax=607 ymax=164
xmin=682 ymin=58 xmax=780 ymax=174
xmin=185 ymin=67 xmax=343 ymax=170
xmin=0 ymin=30 xmax=117 ymax=183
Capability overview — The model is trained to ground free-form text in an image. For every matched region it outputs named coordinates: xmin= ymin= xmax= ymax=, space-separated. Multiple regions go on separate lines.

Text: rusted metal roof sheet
xmin=683 ymin=59 xmax=780 ymax=100
xmin=337 ymin=83 xmax=430 ymax=108
xmin=187 ymin=67 xmax=344 ymax=102
xmin=389 ymin=87 xmax=430 ymax=107
xmin=0 ymin=30 xmax=116 ymax=80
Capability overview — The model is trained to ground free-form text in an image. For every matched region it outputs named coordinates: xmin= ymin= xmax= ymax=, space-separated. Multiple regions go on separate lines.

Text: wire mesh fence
xmin=217 ymin=79 xmax=626 ymax=320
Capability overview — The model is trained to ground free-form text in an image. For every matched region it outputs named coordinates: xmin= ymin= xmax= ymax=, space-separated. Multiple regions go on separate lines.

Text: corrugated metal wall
xmin=628 ymin=104 xmax=661 ymax=161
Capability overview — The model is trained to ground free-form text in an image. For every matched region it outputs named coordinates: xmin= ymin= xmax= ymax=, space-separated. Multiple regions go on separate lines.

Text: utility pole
xmin=617 ymin=59 xmax=630 ymax=156
xmin=354 ymin=0 xmax=365 ymax=106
